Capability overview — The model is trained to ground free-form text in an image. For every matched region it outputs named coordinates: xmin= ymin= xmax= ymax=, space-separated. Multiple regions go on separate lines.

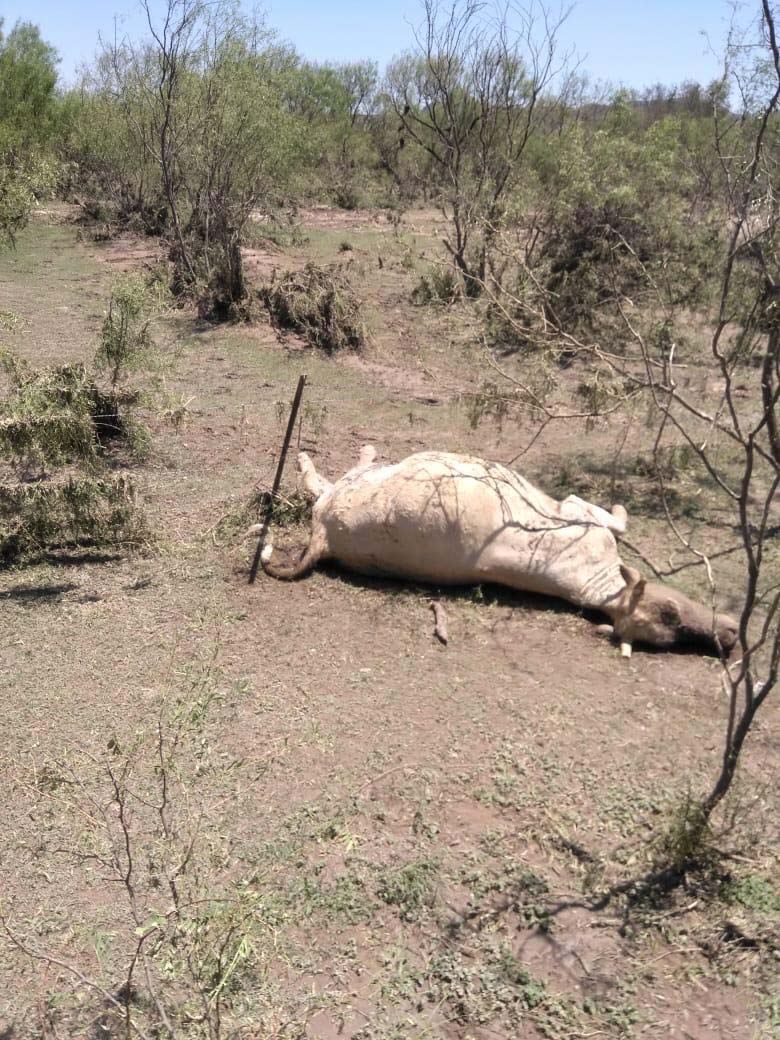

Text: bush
xmin=260 ymin=262 xmax=367 ymax=353
xmin=411 ymin=264 xmax=460 ymax=305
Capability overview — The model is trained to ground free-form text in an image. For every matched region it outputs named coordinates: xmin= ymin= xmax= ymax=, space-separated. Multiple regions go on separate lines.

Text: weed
xmin=338 ymin=239 xmax=353 ymax=252
xmin=462 ymin=381 xmax=515 ymax=431
xmin=652 ymin=791 xmax=719 ymax=880
xmin=423 ymin=945 xmax=558 ymax=1026
xmin=411 ymin=263 xmax=460 ymax=305
xmin=159 ymin=390 xmax=194 ymax=430
xmin=759 ymin=994 xmax=780 ymax=1038
xmin=299 ymin=400 xmax=328 ymax=443
xmin=260 ymin=262 xmax=367 ymax=353
xmin=377 ymin=858 xmax=439 ymax=922
xmin=721 ymin=873 xmax=780 ymax=915
xmin=582 ymin=997 xmax=640 ymax=1034
xmin=0 ymin=308 xmax=23 ymax=332
xmin=461 ymin=865 xmax=553 ymax=930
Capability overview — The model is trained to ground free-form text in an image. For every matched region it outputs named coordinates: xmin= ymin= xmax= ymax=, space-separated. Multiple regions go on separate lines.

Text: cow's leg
xmin=611 ymin=504 xmax=628 ymax=529
xmin=358 ymin=444 xmax=377 ymax=467
xmin=342 ymin=444 xmax=378 ymax=480
xmin=562 ymin=495 xmax=627 ymax=535
xmin=298 ymin=452 xmax=333 ymax=501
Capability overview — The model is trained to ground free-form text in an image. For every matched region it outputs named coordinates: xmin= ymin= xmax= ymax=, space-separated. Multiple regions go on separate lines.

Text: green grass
xmin=1 ymin=223 xmax=111 ymax=366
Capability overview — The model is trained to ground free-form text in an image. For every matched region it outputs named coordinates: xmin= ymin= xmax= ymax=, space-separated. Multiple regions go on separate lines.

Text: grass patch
xmin=377 ymin=858 xmax=439 ymax=922
xmin=411 ymin=263 xmax=460 ymax=305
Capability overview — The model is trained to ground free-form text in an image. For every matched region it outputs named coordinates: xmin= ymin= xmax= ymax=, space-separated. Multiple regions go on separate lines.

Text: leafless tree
xmin=386 ymin=0 xmax=575 ymax=290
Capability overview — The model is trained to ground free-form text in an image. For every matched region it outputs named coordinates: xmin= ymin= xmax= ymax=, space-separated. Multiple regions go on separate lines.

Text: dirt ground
xmin=0 ymin=206 xmax=778 ymax=1039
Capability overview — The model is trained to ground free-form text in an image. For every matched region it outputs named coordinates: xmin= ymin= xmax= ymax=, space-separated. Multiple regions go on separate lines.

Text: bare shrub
xmin=2 ymin=661 xmax=259 ymax=1038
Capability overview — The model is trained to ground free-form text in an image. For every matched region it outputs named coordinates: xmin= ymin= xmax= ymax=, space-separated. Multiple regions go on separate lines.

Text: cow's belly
xmin=322 ymin=496 xmax=486 ymax=584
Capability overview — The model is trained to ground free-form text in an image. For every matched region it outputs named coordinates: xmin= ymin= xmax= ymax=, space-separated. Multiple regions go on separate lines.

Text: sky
xmin=0 ymin=0 xmax=738 ymax=91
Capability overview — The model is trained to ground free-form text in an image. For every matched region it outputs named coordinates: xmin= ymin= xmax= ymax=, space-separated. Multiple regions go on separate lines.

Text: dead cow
xmin=258 ymin=447 xmax=738 ymax=657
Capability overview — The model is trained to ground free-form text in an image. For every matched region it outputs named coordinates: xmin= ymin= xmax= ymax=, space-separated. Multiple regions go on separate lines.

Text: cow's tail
xmin=257 ymin=531 xmax=326 ymax=581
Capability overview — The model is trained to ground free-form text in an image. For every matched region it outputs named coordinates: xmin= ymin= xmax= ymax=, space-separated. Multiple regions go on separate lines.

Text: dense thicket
xmin=0 ymin=20 xmax=59 ymax=245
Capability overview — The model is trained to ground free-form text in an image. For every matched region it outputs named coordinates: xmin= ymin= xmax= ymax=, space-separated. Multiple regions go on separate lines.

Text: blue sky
xmin=1 ymin=0 xmax=737 ymax=90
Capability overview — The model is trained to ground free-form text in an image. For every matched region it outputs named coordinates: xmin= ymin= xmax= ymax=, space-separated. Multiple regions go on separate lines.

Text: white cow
xmin=258 ymin=447 xmax=738 ymax=656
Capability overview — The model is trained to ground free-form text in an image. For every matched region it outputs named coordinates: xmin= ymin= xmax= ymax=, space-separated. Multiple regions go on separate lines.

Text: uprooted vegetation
xmin=0 ymin=356 xmax=148 ymax=562
xmin=0 ymin=473 xmax=144 ymax=564
xmin=259 ymin=262 xmax=368 ymax=353
xmin=0 ymin=277 xmax=156 ymax=562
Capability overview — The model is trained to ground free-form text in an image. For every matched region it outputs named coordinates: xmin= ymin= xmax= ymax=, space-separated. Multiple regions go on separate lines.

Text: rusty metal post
xmin=248 ymin=373 xmax=307 ymax=584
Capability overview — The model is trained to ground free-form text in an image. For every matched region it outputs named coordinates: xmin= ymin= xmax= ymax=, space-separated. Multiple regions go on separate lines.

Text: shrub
xmin=260 ymin=262 xmax=367 ymax=353
xmin=411 ymin=263 xmax=460 ymax=305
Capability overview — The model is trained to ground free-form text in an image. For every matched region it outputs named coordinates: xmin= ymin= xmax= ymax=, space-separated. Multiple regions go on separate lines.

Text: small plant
xmin=721 ymin=873 xmax=780 ymax=915
xmin=92 ymin=276 xmax=160 ymax=444
xmin=260 ymin=262 xmax=367 ymax=353
xmin=0 ymin=308 xmax=22 ymax=332
xmin=338 ymin=239 xmax=354 ymax=252
xmin=377 ymin=858 xmax=439 ymax=922
xmin=651 ymin=792 xmax=720 ymax=883
xmin=300 ymin=401 xmax=328 ymax=443
xmin=95 ymin=276 xmax=157 ymax=386
xmin=159 ymin=391 xmax=194 ymax=430
xmin=411 ymin=263 xmax=460 ymax=305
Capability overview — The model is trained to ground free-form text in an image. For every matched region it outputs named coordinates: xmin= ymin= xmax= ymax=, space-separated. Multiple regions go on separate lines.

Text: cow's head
xmin=607 ymin=564 xmax=739 ymax=658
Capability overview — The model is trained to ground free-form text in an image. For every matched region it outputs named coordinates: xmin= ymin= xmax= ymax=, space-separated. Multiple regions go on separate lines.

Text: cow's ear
xmin=620 ymin=563 xmax=645 ymax=596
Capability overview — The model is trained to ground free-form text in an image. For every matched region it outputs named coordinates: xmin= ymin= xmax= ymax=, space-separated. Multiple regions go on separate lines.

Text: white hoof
xmin=261 ymin=543 xmax=274 ymax=563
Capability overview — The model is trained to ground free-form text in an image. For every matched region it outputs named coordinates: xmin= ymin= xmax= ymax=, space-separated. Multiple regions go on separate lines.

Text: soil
xmin=0 ymin=205 xmax=777 ymax=1040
